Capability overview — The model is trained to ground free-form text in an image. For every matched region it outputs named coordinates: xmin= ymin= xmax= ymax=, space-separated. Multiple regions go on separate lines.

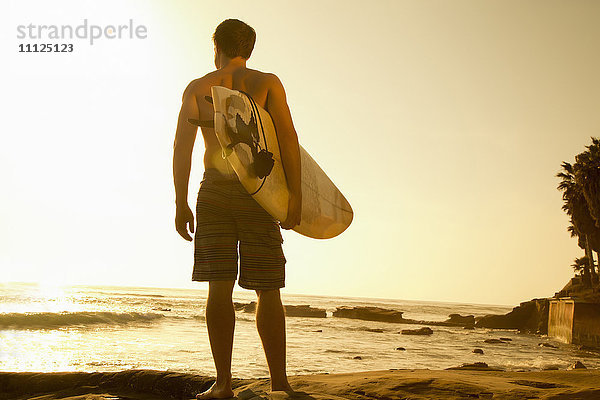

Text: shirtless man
xmin=172 ymin=19 xmax=302 ymax=399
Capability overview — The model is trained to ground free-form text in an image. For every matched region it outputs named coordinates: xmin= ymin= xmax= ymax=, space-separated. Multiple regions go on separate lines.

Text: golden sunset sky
xmin=2 ymin=0 xmax=599 ymax=305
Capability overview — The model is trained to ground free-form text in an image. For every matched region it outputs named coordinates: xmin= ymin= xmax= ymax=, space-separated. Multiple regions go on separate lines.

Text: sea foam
xmin=0 ymin=311 xmax=164 ymax=329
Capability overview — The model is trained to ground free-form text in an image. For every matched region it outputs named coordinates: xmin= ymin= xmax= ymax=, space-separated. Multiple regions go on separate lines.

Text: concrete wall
xmin=573 ymin=302 xmax=600 ymax=347
xmin=548 ymin=299 xmax=600 ymax=347
xmin=548 ymin=300 xmax=574 ymax=344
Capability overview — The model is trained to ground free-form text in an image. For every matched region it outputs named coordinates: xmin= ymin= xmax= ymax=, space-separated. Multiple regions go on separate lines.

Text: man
xmin=172 ymin=19 xmax=302 ymax=399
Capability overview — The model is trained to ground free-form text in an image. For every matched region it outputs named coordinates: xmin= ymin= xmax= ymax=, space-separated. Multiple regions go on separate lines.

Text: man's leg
xmin=255 ymin=288 xmax=292 ymax=392
xmin=196 ymin=280 xmax=236 ymax=399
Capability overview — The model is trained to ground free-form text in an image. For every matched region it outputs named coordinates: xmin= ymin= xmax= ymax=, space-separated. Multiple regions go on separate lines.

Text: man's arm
xmin=173 ymin=81 xmax=200 ymax=241
xmin=266 ymin=74 xmax=302 ymax=229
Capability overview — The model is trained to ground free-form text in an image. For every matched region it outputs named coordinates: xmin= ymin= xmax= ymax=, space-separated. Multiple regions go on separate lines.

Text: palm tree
xmin=569 ymin=226 xmax=593 ymax=287
xmin=572 ymin=256 xmax=590 ymax=274
xmin=557 ymin=162 xmax=598 ymax=286
xmin=574 ymin=137 xmax=600 ymax=279
xmin=574 ymin=137 xmax=600 ymax=226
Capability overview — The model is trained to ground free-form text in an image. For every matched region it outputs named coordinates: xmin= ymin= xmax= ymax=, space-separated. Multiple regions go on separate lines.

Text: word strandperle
xmin=16 ymin=19 xmax=147 ymax=45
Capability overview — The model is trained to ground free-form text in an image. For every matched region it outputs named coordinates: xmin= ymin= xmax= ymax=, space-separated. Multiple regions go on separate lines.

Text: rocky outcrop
xmin=5 ymin=368 xmax=600 ymax=400
xmin=284 ymin=305 xmax=326 ymax=318
xmin=446 ymin=362 xmax=503 ymax=371
xmin=234 ymin=302 xmax=256 ymax=313
xmin=568 ymin=361 xmax=587 ymax=370
xmin=233 ymin=302 xmax=326 ymax=318
xmin=332 ymin=306 xmax=405 ymax=323
xmin=0 ymin=369 xmax=230 ymax=400
xmin=475 ymin=298 xmax=549 ymax=334
xmin=401 ymin=327 xmax=433 ymax=335
xmin=332 ymin=307 xmax=476 ymax=328
xmin=446 ymin=314 xmax=475 ymax=326
xmin=233 ymin=303 xmax=483 ymax=330
xmin=555 ymin=276 xmax=600 ymax=303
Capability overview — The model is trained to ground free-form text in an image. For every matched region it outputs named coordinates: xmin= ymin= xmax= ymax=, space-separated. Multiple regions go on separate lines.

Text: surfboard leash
xmin=239 ymin=90 xmax=274 ymax=195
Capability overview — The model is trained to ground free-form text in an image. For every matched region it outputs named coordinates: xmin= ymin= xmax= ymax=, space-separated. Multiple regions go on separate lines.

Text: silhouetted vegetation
xmin=557 ymin=137 xmax=600 ymax=289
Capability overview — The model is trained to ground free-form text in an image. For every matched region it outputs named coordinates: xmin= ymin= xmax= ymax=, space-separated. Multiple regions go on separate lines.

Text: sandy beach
xmin=2 ymin=367 xmax=600 ymax=400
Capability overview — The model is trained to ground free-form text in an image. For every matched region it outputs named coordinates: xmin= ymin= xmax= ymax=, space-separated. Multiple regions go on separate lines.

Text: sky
xmin=1 ymin=0 xmax=599 ymax=306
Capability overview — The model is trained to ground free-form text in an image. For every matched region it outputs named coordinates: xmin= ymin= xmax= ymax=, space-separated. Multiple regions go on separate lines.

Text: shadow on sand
xmin=236 ymin=388 xmax=330 ymax=399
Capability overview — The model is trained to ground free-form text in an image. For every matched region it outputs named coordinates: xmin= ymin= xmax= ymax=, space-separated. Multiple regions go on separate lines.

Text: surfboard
xmin=203 ymin=86 xmax=353 ymax=239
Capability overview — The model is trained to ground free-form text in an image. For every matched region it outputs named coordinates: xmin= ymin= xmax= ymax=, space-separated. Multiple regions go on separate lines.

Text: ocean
xmin=1 ymin=283 xmax=598 ymax=378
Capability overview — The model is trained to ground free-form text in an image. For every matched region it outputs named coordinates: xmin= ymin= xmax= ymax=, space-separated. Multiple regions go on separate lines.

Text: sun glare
xmin=33 ymin=281 xmax=78 ymax=313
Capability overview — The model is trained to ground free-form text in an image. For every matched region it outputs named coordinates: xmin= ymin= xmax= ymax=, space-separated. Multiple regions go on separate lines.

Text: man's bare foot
xmin=270 ymin=382 xmax=294 ymax=392
xmin=196 ymin=381 xmax=235 ymax=399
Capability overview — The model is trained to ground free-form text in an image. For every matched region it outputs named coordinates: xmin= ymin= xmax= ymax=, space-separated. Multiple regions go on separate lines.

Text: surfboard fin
xmin=187 ymin=119 xmax=214 ymax=128
xmin=204 ymin=96 xmax=213 ymax=104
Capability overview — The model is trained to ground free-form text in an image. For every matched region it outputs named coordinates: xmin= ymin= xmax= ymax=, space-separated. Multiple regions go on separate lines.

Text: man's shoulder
xmin=183 ymin=69 xmax=282 ymax=98
xmin=253 ymin=70 xmax=280 ymax=84
xmin=185 ymin=72 xmax=216 ymax=91
xmin=180 ymin=73 xmax=218 ymax=102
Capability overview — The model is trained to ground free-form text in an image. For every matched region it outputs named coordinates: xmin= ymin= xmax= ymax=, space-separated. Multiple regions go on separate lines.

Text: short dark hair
xmin=213 ymin=19 xmax=256 ymax=59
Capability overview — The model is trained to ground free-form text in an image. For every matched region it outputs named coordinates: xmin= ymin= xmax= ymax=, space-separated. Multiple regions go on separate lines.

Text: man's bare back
xmin=174 ymin=55 xmax=301 ymax=237
xmin=184 ymin=66 xmax=283 ymax=174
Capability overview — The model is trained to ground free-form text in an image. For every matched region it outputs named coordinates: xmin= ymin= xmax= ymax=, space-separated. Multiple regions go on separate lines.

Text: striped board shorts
xmin=192 ymin=168 xmax=286 ymax=290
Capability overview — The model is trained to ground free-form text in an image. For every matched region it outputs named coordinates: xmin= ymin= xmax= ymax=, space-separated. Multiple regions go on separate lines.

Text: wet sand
xmin=2 ymin=368 xmax=600 ymax=399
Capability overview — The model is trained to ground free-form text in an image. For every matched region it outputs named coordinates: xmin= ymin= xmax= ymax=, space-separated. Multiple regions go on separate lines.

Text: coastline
xmin=2 ymin=368 xmax=600 ymax=400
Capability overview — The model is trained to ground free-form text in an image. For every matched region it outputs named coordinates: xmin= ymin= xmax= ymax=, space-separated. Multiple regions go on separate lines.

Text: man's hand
xmin=175 ymin=203 xmax=195 ymax=241
xmin=280 ymin=193 xmax=302 ymax=230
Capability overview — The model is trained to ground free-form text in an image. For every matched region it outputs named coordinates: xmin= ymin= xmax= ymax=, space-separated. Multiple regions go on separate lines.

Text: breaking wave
xmin=0 ymin=311 xmax=164 ymax=329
